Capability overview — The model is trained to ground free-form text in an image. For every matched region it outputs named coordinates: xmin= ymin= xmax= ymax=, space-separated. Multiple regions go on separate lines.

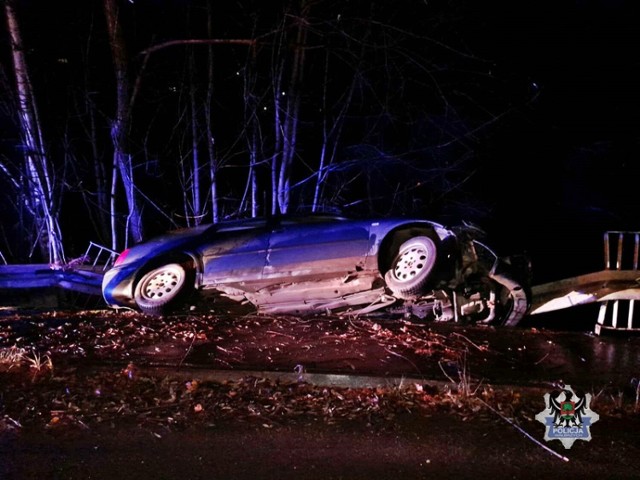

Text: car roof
xmin=210 ymin=213 xmax=351 ymax=231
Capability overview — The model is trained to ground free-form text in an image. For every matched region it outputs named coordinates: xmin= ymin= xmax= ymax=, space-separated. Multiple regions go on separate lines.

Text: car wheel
xmin=384 ymin=236 xmax=437 ymax=298
xmin=133 ymin=263 xmax=192 ymax=315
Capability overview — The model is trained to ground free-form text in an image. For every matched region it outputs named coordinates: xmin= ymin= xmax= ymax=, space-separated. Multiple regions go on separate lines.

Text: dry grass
xmin=0 ymin=346 xmax=52 ymax=372
xmin=0 ymin=346 xmax=27 ymax=368
xmin=24 ymin=351 xmax=53 ymax=372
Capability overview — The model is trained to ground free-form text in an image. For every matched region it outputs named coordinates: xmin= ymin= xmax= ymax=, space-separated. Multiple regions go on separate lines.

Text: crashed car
xmin=102 ymin=214 xmax=530 ymax=325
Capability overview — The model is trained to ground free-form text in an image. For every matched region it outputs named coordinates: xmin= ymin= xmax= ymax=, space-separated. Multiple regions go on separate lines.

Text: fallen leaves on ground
xmin=0 ymin=309 xmax=492 ymax=370
xmin=0 ymin=362 xmax=542 ymax=434
xmin=1 ymin=308 xmax=638 ymax=435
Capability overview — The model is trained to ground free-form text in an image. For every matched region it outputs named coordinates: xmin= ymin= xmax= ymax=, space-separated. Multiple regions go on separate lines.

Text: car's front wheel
xmin=384 ymin=236 xmax=438 ymax=298
xmin=133 ymin=263 xmax=193 ymax=315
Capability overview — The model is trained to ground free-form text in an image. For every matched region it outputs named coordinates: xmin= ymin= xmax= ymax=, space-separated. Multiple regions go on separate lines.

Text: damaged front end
xmin=386 ymin=236 xmax=531 ymax=326
xmin=448 ymin=237 xmax=531 ymax=325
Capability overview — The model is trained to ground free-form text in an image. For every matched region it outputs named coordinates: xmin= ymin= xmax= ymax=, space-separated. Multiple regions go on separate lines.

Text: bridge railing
xmin=81 ymin=242 xmax=119 ymax=271
xmin=596 ymin=231 xmax=640 ymax=334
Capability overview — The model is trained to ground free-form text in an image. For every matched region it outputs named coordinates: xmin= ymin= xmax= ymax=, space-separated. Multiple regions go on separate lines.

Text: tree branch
xmin=139 ymin=38 xmax=255 ymax=56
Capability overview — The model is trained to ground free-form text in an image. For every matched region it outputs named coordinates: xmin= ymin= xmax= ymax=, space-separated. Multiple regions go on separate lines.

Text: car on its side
xmin=102 ymin=214 xmax=530 ymax=325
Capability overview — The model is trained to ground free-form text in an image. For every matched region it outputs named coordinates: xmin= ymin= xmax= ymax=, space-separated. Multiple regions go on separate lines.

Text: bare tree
xmin=175 ymin=49 xmax=205 ymax=228
xmin=136 ymin=4 xmax=255 ymax=225
xmin=240 ymin=49 xmax=262 ymax=218
xmin=0 ymin=1 xmax=537 ymax=261
xmin=3 ymin=0 xmax=65 ymax=265
xmin=103 ymin=0 xmax=145 ymax=248
xmin=311 ymin=46 xmax=360 ymax=212
xmin=204 ymin=1 xmax=220 ymax=223
xmin=74 ymin=49 xmax=111 ymax=244
xmin=273 ymin=6 xmax=308 ymax=215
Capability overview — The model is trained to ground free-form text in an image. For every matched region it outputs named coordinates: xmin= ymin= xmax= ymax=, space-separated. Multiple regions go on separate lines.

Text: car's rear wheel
xmin=134 ymin=263 xmax=193 ymax=315
xmin=384 ymin=236 xmax=437 ymax=298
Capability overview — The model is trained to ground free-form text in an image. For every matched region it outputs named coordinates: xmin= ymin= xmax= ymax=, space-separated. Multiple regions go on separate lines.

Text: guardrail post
xmin=595 ymin=231 xmax=640 ymax=335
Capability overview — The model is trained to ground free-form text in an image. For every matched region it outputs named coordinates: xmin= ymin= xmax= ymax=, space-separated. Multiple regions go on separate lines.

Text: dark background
xmin=1 ymin=0 xmax=639 ymax=284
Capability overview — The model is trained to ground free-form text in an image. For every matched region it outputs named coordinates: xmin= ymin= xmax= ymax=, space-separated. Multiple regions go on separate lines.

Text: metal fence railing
xmin=595 ymin=231 xmax=640 ymax=334
xmin=82 ymin=241 xmax=119 ymax=271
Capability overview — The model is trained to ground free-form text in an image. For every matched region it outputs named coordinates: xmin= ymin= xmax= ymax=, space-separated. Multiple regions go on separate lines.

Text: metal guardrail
xmin=595 ymin=231 xmax=640 ymax=334
xmin=82 ymin=241 xmax=119 ymax=271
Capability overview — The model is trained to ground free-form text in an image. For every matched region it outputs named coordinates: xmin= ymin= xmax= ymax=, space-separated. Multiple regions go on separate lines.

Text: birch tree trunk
xmin=312 ymin=46 xmax=359 ymax=212
xmin=4 ymin=0 xmax=65 ymax=265
xmin=273 ymin=4 xmax=308 ymax=215
xmin=271 ymin=58 xmax=284 ymax=216
xmin=205 ymin=2 xmax=219 ymax=224
xmin=240 ymin=45 xmax=260 ymax=218
xmin=278 ymin=22 xmax=305 ymax=214
xmin=178 ymin=53 xmax=204 ymax=228
xmin=189 ymin=54 xmax=202 ymax=226
xmin=103 ymin=0 xmax=144 ymax=247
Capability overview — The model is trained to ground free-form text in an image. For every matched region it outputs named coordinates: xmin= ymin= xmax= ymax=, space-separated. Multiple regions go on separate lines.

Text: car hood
xmin=116 ymin=224 xmax=212 ymax=266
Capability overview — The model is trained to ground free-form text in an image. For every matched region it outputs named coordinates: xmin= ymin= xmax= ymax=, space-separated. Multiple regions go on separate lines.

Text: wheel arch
xmin=377 ymin=224 xmax=459 ymax=288
xmin=132 ymin=251 xmax=201 ymax=290
xmin=377 ymin=225 xmax=440 ymax=274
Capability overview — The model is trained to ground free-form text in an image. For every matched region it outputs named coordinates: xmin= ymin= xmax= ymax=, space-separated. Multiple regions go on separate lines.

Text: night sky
xmin=468 ymin=1 xmax=640 ymax=280
xmin=1 ymin=0 xmax=639 ymax=282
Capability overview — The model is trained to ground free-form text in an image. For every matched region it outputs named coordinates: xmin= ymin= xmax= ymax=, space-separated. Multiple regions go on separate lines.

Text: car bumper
xmin=101 ymin=265 xmax=137 ymax=308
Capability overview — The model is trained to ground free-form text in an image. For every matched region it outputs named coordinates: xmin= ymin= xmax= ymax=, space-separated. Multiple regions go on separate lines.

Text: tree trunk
xmin=4 ymin=0 xmax=65 ymax=265
xmin=205 ymin=2 xmax=219 ymax=223
xmin=189 ymin=55 xmax=202 ymax=226
xmin=241 ymin=44 xmax=260 ymax=218
xmin=103 ymin=0 xmax=144 ymax=247
xmin=312 ymin=47 xmax=359 ymax=212
xmin=275 ymin=4 xmax=308 ymax=215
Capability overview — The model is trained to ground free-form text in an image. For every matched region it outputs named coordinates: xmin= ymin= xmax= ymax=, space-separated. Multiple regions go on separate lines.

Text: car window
xmin=277 ymin=215 xmax=349 ymax=227
xmin=214 ymin=218 xmax=269 ymax=232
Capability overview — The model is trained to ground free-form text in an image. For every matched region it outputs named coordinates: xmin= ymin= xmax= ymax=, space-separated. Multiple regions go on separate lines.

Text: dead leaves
xmin=0 ymin=310 xmax=219 ymax=364
xmin=0 ymin=365 xmax=490 ymax=433
xmin=1 ymin=310 xmax=496 ymax=380
xmin=0 ymin=308 xmax=589 ymax=435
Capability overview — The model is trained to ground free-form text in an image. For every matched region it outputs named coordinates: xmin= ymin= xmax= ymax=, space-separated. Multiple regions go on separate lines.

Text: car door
xmin=198 ymin=219 xmax=271 ymax=284
xmin=263 ymin=217 xmax=372 ymax=281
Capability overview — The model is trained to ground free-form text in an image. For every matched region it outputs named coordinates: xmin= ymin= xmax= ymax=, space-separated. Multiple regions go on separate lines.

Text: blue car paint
xmin=103 ymin=216 xmax=452 ymax=308
xmin=101 ymin=215 xmax=530 ymax=326
xmin=265 ymin=220 xmax=372 ymax=278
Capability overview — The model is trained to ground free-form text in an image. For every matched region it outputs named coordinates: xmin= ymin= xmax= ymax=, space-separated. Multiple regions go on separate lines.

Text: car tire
xmin=133 ymin=263 xmax=193 ymax=315
xmin=384 ymin=236 xmax=437 ymax=298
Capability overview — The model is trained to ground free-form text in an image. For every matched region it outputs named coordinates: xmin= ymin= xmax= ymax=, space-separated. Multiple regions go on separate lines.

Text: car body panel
xmin=265 ymin=217 xmax=373 ymax=280
xmin=102 ymin=224 xmax=213 ymax=307
xmin=198 ymin=225 xmax=271 ymax=284
xmin=102 ymin=214 xmax=531 ymax=325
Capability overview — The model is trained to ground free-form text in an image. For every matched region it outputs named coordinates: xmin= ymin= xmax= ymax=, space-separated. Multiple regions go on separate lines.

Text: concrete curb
xmin=143 ymin=366 xmax=442 ymax=389
xmin=128 ymin=364 xmax=549 ymax=392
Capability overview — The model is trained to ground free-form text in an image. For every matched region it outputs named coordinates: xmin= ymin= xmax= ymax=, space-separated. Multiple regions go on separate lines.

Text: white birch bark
xmin=4 ymin=0 xmax=65 ymax=265
xmin=103 ymin=0 xmax=144 ymax=247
